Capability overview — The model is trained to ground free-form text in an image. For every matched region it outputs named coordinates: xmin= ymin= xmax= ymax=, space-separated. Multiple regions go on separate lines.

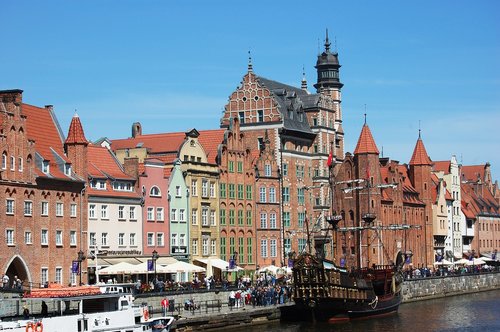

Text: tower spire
xmin=325 ymin=28 xmax=331 ymax=52
xmin=301 ymin=65 xmax=308 ymax=91
xmin=248 ymin=50 xmax=253 ymax=73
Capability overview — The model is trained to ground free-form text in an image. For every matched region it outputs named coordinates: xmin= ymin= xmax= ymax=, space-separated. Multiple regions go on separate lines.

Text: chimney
xmin=124 ymin=157 xmax=139 ymax=179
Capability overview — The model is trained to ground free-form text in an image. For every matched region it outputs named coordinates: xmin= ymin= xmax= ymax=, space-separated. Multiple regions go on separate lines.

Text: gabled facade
xmin=433 ymin=156 xmax=463 ymax=260
xmin=168 ymin=159 xmax=189 ymax=263
xmin=138 ymin=158 xmax=170 ymax=256
xmin=254 ymin=130 xmax=281 ymax=267
xmin=85 ymin=144 xmax=142 ymax=283
xmin=180 ymin=129 xmax=223 ymax=264
xmin=217 ymin=118 xmax=256 ymax=268
xmin=1 ymin=90 xmax=86 ymax=286
xmin=220 ymin=32 xmax=345 ymax=265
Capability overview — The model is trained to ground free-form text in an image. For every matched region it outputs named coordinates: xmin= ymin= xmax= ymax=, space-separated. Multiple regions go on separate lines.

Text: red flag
xmin=327 ymin=151 xmax=333 ymax=168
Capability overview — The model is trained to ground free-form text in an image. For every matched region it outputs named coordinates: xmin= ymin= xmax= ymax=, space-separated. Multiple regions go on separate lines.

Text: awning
xmin=96 ymin=256 xmax=178 ymax=267
xmin=194 ymin=258 xmax=243 ymax=271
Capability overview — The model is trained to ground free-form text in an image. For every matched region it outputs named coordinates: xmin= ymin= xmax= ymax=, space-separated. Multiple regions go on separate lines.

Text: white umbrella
xmin=164 ymin=261 xmax=206 ymax=273
xmin=433 ymin=259 xmax=453 ymax=266
xmin=466 ymin=258 xmax=486 ymax=266
xmin=455 ymin=258 xmax=470 ymax=265
xmin=130 ymin=262 xmax=171 ymax=274
xmin=99 ymin=262 xmax=137 ymax=275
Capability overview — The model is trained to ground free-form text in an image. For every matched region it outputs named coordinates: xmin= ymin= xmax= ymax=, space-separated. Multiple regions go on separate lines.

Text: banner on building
xmin=147 ymin=259 xmax=154 ymax=272
xmin=71 ymin=260 xmax=80 ymax=274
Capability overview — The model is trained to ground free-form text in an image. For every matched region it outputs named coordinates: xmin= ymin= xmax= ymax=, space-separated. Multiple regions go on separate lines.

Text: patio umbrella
xmin=164 ymin=261 xmax=206 ymax=273
xmin=455 ymin=258 xmax=470 ymax=265
xmin=466 ymin=258 xmax=486 ymax=266
xmin=99 ymin=262 xmax=137 ymax=275
xmin=259 ymin=265 xmax=280 ymax=275
xmin=433 ymin=259 xmax=453 ymax=266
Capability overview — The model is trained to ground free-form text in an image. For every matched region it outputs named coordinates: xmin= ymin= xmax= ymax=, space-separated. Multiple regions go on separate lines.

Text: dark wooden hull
xmin=283 ymin=291 xmax=401 ymax=322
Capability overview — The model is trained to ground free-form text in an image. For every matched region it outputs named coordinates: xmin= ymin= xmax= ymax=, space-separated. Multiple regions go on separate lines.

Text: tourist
xmin=23 ymin=305 xmax=30 ymax=319
xmin=2 ymin=273 xmax=9 ymax=289
xmin=161 ymin=297 xmax=169 ymax=316
xmin=41 ymin=301 xmax=48 ymax=317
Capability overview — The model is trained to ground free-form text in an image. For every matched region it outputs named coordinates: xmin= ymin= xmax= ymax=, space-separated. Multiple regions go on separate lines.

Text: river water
xmin=233 ymin=289 xmax=500 ymax=332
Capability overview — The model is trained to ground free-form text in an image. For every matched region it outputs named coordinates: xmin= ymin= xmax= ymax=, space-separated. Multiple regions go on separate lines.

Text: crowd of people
xmin=404 ymin=263 xmax=499 ymax=279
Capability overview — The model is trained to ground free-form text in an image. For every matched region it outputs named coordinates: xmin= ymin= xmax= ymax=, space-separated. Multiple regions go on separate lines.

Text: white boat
xmin=0 ymin=286 xmax=174 ymax=332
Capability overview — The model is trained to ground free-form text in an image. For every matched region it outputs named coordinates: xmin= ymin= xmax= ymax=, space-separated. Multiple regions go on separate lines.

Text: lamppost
xmin=77 ymin=250 xmax=85 ymax=286
xmin=152 ymin=250 xmax=159 ymax=283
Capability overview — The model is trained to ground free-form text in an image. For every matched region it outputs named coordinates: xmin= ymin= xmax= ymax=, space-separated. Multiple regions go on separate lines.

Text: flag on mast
xmin=327 ymin=150 xmax=333 ymax=168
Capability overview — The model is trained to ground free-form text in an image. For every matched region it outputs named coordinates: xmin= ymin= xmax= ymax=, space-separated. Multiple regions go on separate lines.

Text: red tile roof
xmin=22 ymin=103 xmax=74 ymax=180
xmin=433 ymin=161 xmax=450 ymax=173
xmin=111 ymin=132 xmax=186 ymax=154
xmin=354 ymin=124 xmax=379 ymax=155
xmin=88 ymin=144 xmax=134 ymax=180
xmin=461 ymin=165 xmax=485 ymax=182
xmin=198 ymin=129 xmax=225 ymax=164
xmin=65 ymin=113 xmax=88 ymax=144
xmin=409 ymin=138 xmax=432 ymax=166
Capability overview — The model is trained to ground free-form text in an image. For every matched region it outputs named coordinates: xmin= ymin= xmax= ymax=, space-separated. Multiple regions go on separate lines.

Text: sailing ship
xmin=289 ymin=169 xmax=408 ymax=322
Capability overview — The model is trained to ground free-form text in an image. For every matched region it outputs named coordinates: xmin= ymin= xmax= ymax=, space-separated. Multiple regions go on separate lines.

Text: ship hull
xmin=283 ymin=291 xmax=401 ymax=322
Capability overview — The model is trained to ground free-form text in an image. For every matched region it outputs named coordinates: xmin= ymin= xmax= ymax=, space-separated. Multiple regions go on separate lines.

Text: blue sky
xmin=2 ymin=1 xmax=499 ymax=179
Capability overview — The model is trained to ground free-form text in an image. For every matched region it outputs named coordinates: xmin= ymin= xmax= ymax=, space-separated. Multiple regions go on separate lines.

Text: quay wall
xmin=401 ymin=272 xmax=500 ymax=302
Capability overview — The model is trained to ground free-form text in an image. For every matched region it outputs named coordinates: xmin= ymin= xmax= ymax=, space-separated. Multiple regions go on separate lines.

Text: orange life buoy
xmin=143 ymin=308 xmax=149 ymax=321
xmin=35 ymin=321 xmax=43 ymax=332
xmin=25 ymin=322 xmax=34 ymax=332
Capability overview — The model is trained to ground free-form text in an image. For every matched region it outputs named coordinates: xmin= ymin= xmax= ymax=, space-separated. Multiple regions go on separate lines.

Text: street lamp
xmin=77 ymin=250 xmax=86 ymax=286
xmin=152 ymin=250 xmax=159 ymax=283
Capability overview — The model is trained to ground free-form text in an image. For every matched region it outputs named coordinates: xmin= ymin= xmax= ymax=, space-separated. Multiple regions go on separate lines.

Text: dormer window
xmin=113 ymin=181 xmax=132 ymax=192
xmin=91 ymin=179 xmax=106 ymax=190
xmin=64 ymin=164 xmax=72 ymax=176
xmin=42 ymin=160 xmax=50 ymax=174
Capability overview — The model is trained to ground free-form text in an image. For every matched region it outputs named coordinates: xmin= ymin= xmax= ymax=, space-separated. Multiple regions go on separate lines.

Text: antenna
xmin=364 ymin=104 xmax=367 ymax=124
xmin=418 ymin=120 xmax=421 ymax=139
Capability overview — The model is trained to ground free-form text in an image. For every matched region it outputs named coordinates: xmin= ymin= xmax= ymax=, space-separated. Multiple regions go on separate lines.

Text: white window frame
xmin=6 ymin=229 xmax=14 ymax=245
xmin=56 ymin=202 xmax=64 ymax=217
xmin=202 ymin=179 xmax=208 ymax=197
xmin=129 ymin=206 xmax=137 ymax=220
xmin=210 ymin=210 xmax=216 ymax=226
xmin=89 ymin=204 xmax=96 ymax=219
xmin=147 ymin=207 xmax=154 ymax=221
xmin=260 ymin=212 xmax=267 ymax=229
xmin=70 ymin=231 xmax=77 ymax=246
xmin=100 ymin=205 xmax=108 ymax=219
xmin=210 ymin=239 xmax=216 ymax=256
xmin=157 ymin=233 xmax=164 ymax=247
xmin=24 ymin=201 xmax=33 ymax=216
xmin=118 ymin=206 xmax=125 ymax=220
xmin=210 ymin=182 xmax=216 ymax=198
xmin=41 ymin=201 xmax=49 ymax=216
xmin=147 ymin=232 xmax=154 ymax=246
xmin=55 ymin=267 xmax=63 ymax=285
xmin=202 ymin=237 xmax=209 ymax=256
xmin=118 ymin=233 xmax=125 ymax=246
xmin=55 ymin=230 xmax=63 ymax=246
xmin=101 ymin=232 xmax=108 ymax=247
xmin=270 ymin=239 xmax=277 ymax=257
xmin=41 ymin=268 xmax=48 ymax=286
xmin=156 ymin=207 xmax=164 ymax=221
xmin=25 ymin=231 xmax=32 ymax=245
xmin=70 ymin=203 xmax=77 ymax=218
xmin=202 ymin=208 xmax=209 ymax=226
xmin=179 ymin=209 xmax=185 ymax=222
xmin=129 ymin=233 xmax=136 ymax=246
xmin=261 ymin=239 xmax=268 ymax=258
xmin=41 ymin=229 xmax=48 ymax=245
xmin=191 ymin=180 xmax=197 ymax=197
xmin=6 ymin=199 xmax=14 ymax=215
xmin=270 ymin=213 xmax=277 ymax=229
xmin=191 ymin=209 xmax=198 ymax=225
xmin=89 ymin=232 xmax=96 ymax=246
xmin=192 ymin=239 xmax=198 ymax=255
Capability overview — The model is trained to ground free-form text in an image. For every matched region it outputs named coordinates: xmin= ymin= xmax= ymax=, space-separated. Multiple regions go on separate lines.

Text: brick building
xmin=220 ymin=31 xmax=345 ymax=264
xmin=0 ymin=90 xmax=87 ymax=286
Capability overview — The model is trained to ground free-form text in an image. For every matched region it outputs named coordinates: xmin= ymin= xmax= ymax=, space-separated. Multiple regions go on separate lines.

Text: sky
xmin=2 ymin=1 xmax=499 ymax=179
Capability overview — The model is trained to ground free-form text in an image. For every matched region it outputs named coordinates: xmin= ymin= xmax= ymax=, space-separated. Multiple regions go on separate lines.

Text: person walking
xmin=161 ymin=297 xmax=169 ymax=316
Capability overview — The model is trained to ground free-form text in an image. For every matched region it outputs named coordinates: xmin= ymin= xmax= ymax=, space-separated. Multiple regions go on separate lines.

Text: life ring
xmin=35 ymin=321 xmax=43 ymax=332
xmin=25 ymin=322 xmax=34 ymax=332
xmin=143 ymin=308 xmax=149 ymax=321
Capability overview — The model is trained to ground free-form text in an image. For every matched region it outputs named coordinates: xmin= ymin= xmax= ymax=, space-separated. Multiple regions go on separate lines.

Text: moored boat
xmin=0 ymin=285 xmax=174 ymax=332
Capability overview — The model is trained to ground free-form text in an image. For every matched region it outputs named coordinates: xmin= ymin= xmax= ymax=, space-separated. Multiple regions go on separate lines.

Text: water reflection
xmin=233 ymin=290 xmax=500 ymax=332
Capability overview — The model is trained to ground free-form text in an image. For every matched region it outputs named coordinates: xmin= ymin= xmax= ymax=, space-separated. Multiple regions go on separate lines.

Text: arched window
xmin=150 ymin=186 xmax=161 ymax=197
